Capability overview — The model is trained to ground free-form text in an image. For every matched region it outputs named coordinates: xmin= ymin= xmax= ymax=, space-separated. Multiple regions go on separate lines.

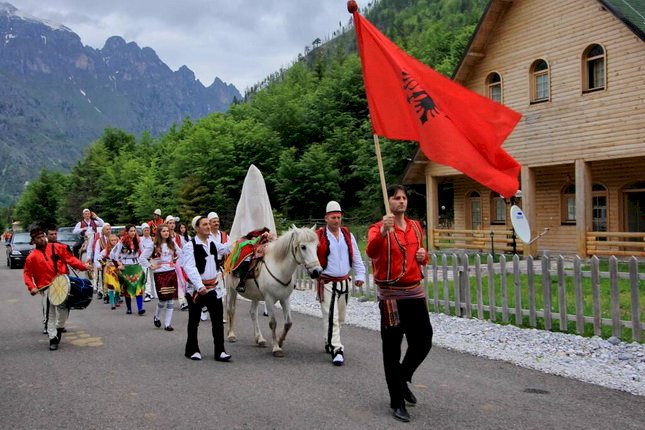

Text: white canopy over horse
xmin=225 ymin=164 xmax=321 ymax=357
xmin=225 ymin=226 xmax=322 ymax=357
xmin=229 ymin=164 xmax=276 ymax=243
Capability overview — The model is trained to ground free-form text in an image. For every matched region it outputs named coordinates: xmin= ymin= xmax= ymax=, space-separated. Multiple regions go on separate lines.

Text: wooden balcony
xmin=587 ymin=232 xmax=645 ymax=257
xmin=432 ymin=228 xmax=524 ymax=254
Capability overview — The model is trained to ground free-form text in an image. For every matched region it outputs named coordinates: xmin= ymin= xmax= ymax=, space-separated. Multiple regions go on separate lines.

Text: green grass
xmin=425 ymin=254 xmax=644 ymax=343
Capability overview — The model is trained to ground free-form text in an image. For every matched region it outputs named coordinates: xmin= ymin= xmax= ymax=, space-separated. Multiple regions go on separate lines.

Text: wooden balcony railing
xmin=432 ymin=228 xmax=524 ymax=253
xmin=587 ymin=232 xmax=645 ymax=257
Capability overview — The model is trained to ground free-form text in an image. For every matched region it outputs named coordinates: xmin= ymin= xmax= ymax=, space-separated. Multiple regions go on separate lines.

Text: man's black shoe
xmin=404 ymin=385 xmax=417 ymax=405
xmin=49 ymin=338 xmax=59 ymax=351
xmin=235 ymin=281 xmax=246 ymax=293
xmin=392 ymin=403 xmax=410 ymax=422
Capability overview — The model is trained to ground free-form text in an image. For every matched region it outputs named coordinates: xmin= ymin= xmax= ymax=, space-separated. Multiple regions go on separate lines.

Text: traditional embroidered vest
xmin=316 ymin=226 xmax=353 ymax=270
xmin=192 ymin=238 xmax=218 ymax=274
xmin=220 ymin=231 xmax=228 ymax=244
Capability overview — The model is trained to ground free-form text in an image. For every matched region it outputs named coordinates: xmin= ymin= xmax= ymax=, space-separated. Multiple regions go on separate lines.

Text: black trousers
xmin=380 ymin=298 xmax=433 ymax=408
xmin=185 ymin=290 xmax=225 ymax=358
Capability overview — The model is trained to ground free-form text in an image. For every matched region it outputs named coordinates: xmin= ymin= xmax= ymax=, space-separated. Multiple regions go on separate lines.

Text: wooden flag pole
xmin=373 ymin=134 xmax=391 ymax=215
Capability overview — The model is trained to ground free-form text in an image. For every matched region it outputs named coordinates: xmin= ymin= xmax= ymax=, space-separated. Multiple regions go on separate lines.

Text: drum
xmin=48 ymin=275 xmax=70 ymax=306
xmin=67 ymin=276 xmax=93 ymax=309
xmin=47 ymin=275 xmax=93 ymax=309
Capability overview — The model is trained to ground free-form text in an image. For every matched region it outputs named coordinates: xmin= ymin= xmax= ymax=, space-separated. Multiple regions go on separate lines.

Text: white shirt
xmin=180 ymin=235 xmax=229 ymax=295
xmin=73 ymin=217 xmax=105 ymax=236
xmin=110 ymin=242 xmax=141 ymax=265
xmin=139 ymin=242 xmax=182 ymax=273
xmin=93 ymin=234 xmax=110 ymax=268
xmin=321 ymin=227 xmax=366 ymax=283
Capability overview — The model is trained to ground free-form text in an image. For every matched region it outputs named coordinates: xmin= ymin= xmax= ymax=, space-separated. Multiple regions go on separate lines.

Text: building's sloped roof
xmin=600 ymin=0 xmax=645 ymax=40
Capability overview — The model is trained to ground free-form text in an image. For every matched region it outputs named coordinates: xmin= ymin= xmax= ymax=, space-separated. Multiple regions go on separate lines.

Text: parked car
xmin=57 ymin=231 xmax=82 ymax=252
xmin=6 ymin=232 xmax=33 ymax=269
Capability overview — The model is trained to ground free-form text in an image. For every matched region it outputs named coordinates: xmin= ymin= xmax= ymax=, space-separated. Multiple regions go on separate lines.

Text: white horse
xmin=225 ymin=226 xmax=322 ymax=357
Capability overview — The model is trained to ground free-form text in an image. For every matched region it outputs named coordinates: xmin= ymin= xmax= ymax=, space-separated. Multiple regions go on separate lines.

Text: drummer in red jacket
xmin=23 ymin=226 xmax=91 ymax=350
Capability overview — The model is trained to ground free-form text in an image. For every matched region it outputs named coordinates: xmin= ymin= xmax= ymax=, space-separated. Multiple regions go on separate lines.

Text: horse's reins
xmin=260 ymin=234 xmax=318 ymax=287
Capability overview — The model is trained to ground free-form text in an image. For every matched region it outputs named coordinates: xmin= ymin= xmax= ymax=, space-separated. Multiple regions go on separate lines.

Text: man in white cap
xmin=148 ymin=209 xmax=163 ymax=236
xmin=72 ymin=208 xmax=104 ymax=258
xmin=315 ymin=200 xmax=366 ymax=366
xmin=208 ymin=212 xmax=228 ymax=246
xmin=140 ymin=223 xmax=155 ymax=302
xmin=181 ymin=215 xmax=231 ymax=361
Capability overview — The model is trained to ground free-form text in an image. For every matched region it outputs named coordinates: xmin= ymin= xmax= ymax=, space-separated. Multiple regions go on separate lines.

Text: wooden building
xmin=402 ymin=0 xmax=645 ymax=257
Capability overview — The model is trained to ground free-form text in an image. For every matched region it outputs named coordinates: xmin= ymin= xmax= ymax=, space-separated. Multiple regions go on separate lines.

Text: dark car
xmin=57 ymin=231 xmax=82 ymax=252
xmin=6 ymin=232 xmax=33 ymax=269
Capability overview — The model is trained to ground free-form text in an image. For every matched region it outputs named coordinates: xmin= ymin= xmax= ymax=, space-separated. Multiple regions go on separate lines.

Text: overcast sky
xmin=8 ymin=0 xmax=354 ymax=92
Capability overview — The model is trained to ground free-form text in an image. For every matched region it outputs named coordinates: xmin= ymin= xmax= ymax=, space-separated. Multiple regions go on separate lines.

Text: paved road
xmin=1 ymin=265 xmax=643 ymax=429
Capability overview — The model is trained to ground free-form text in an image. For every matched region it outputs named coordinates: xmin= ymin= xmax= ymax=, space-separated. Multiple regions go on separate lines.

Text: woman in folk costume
xmin=92 ymin=223 xmax=112 ymax=303
xmin=111 ymin=224 xmax=146 ymax=315
xmin=99 ymin=234 xmax=122 ymax=310
xmin=178 ymin=222 xmax=191 ymax=247
xmin=165 ymin=215 xmax=183 ymax=249
xmin=140 ymin=224 xmax=182 ymax=331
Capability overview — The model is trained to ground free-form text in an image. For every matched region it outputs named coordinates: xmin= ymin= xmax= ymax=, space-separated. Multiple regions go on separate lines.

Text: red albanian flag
xmin=350 ymin=6 xmax=522 ymax=197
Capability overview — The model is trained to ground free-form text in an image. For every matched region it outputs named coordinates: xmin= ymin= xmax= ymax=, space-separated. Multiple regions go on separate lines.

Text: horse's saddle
xmin=224 ymin=231 xmax=273 ymax=274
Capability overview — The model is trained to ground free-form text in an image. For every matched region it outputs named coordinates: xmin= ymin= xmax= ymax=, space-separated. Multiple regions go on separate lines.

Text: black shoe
xmin=126 ymin=309 xmax=132 ymax=315
xmin=138 ymin=309 xmax=146 ymax=316
xmin=103 ymin=297 xmax=109 ymax=304
xmin=49 ymin=338 xmax=59 ymax=351
xmin=404 ymin=385 xmax=417 ymax=405
xmin=164 ymin=326 xmax=174 ymax=331
xmin=153 ymin=317 xmax=161 ymax=328
xmin=60 ymin=328 xmax=67 ymax=333
xmin=235 ymin=281 xmax=246 ymax=293
xmin=97 ymin=292 xmax=103 ymax=299
xmin=215 ymin=352 xmax=232 ymax=362
xmin=392 ymin=403 xmax=410 ymax=422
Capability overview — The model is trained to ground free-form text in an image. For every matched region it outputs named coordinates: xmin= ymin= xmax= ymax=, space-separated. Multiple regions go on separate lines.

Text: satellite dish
xmin=510 ymin=205 xmax=531 ymax=244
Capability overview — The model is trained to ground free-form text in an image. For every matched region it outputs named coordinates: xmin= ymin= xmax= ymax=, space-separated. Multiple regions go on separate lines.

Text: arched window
xmin=592 ymin=183 xmax=608 ymax=232
xmin=490 ymin=192 xmax=506 ymax=224
xmin=486 ymin=72 xmax=502 ymax=103
xmin=561 ymin=183 xmax=576 ymax=224
xmin=467 ymin=191 xmax=482 ymax=230
xmin=530 ymin=59 xmax=550 ymax=103
xmin=582 ymin=44 xmax=606 ymax=92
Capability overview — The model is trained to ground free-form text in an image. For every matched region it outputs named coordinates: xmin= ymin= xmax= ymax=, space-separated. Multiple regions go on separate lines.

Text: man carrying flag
xmin=347 ymin=0 xmax=522 ymax=423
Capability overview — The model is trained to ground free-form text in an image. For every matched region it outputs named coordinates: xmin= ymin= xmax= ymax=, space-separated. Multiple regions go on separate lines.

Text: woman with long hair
xmin=140 ymin=224 xmax=182 ymax=331
xmin=111 ymin=224 xmax=146 ymax=315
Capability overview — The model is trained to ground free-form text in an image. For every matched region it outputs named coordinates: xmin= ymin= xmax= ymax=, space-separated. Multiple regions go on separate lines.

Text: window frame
xmin=466 ymin=191 xmax=482 ymax=230
xmin=486 ymin=72 xmax=503 ymax=103
xmin=530 ymin=59 xmax=551 ymax=104
xmin=490 ymin=192 xmax=507 ymax=225
xmin=582 ymin=43 xmax=606 ymax=93
xmin=561 ymin=183 xmax=576 ymax=225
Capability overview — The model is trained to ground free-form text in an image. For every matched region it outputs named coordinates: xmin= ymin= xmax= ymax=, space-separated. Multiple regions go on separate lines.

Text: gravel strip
xmin=289 ymin=289 xmax=645 ymax=396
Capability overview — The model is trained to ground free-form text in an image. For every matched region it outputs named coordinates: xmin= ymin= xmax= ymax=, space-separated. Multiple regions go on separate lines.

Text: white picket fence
xmin=295 ymin=254 xmax=644 ymax=342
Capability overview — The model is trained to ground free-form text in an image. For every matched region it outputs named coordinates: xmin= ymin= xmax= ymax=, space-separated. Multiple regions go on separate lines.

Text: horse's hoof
xmin=257 ymin=339 xmax=267 ymax=347
xmin=227 ymin=335 xmax=237 ymax=343
xmin=272 ymin=350 xmax=285 ymax=358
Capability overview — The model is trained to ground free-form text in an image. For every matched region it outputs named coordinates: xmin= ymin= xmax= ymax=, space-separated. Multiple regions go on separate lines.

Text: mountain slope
xmin=0 ymin=2 xmax=240 ymax=203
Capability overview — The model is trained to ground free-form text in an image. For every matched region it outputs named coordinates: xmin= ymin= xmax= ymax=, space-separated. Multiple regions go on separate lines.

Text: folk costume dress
xmin=96 ymin=246 xmax=121 ymax=308
xmin=140 ymin=235 xmax=156 ymax=300
xmin=110 ymin=241 xmax=146 ymax=314
xmin=140 ymin=243 xmax=183 ymax=330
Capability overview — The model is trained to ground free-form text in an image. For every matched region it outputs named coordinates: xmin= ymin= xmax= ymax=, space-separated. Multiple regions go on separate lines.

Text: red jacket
xmin=366 ymin=217 xmax=428 ymax=286
xmin=23 ymin=243 xmax=87 ymax=293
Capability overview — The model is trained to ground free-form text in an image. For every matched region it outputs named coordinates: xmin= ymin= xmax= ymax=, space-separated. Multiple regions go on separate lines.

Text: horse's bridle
xmin=290 ymin=236 xmax=320 ymax=273
xmin=260 ymin=235 xmax=318 ymax=287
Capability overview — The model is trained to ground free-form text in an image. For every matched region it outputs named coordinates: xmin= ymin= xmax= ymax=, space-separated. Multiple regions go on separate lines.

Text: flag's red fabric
xmin=352 ymin=11 xmax=522 ymax=197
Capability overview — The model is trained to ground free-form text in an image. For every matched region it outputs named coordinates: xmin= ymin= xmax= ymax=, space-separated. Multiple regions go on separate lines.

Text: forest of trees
xmin=7 ymin=0 xmax=487 ymax=230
